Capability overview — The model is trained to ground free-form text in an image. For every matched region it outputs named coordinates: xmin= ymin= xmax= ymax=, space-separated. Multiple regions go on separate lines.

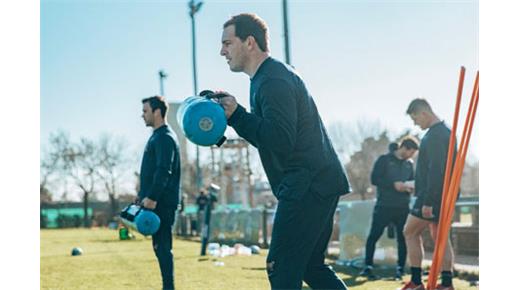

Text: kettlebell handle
xmin=199 ymin=90 xmax=228 ymax=100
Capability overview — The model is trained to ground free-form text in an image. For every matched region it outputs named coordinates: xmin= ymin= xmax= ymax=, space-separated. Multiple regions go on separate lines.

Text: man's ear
xmin=153 ymin=108 xmax=162 ymax=119
xmin=246 ymin=35 xmax=256 ymax=50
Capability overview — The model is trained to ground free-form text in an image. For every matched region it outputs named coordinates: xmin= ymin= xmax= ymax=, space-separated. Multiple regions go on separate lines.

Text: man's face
xmin=142 ymin=102 xmax=155 ymax=127
xmin=220 ymin=25 xmax=248 ymax=72
xmin=409 ymin=111 xmax=429 ymax=130
xmin=402 ymin=148 xmax=417 ymax=160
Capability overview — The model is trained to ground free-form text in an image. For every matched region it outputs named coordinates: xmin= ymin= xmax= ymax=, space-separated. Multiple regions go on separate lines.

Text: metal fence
xmin=175 ymin=198 xmax=479 ymax=261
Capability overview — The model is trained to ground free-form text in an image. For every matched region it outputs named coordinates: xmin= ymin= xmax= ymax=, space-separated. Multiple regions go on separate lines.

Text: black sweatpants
xmin=267 ymin=191 xmax=347 ymax=290
xmin=364 ymin=205 xmax=409 ymax=268
xmin=152 ymin=206 xmax=176 ymax=290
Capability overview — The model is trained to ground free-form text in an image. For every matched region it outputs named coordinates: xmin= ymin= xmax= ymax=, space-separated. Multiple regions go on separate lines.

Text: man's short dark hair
xmin=223 ymin=13 xmax=269 ymax=52
xmin=399 ymin=136 xmax=419 ymax=150
xmin=406 ymin=98 xmax=433 ymax=115
xmin=142 ymin=96 xmax=168 ymax=118
xmin=388 ymin=142 xmax=399 ymax=153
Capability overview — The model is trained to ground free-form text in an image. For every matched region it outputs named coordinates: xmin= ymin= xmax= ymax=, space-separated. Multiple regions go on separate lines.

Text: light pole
xmin=158 ymin=70 xmax=168 ymax=96
xmin=282 ymin=0 xmax=291 ymax=65
xmin=188 ymin=0 xmax=203 ymax=191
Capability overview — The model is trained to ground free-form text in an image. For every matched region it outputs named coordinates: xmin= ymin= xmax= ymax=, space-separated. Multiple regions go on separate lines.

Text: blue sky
xmin=41 ymin=0 xmax=479 ymax=164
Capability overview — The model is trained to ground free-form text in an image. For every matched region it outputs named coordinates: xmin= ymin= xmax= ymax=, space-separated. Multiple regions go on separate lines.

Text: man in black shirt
xmin=360 ymin=137 xmax=418 ymax=280
xmin=195 ymin=189 xmax=217 ymax=235
xmin=196 ymin=190 xmax=209 ymax=212
xmin=400 ymin=99 xmax=456 ymax=290
xmin=194 ymin=190 xmax=208 ymax=234
xmin=138 ymin=96 xmax=181 ymax=290
xmin=218 ymin=13 xmax=351 ymax=290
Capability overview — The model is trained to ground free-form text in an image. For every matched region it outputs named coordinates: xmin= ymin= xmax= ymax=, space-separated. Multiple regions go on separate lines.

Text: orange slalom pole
xmin=428 ymin=86 xmax=478 ymax=289
xmin=427 ymin=72 xmax=478 ymax=289
xmin=440 ymin=82 xmax=479 ymax=253
xmin=439 ymin=72 xmax=479 ymax=230
xmin=428 ymin=73 xmax=478 ymax=289
xmin=442 ymin=71 xmax=479 ymax=221
xmin=427 ymin=106 xmax=476 ymax=288
xmin=439 ymin=66 xmax=465 ymax=229
xmin=432 ymin=70 xmax=479 ymax=268
xmin=445 ymin=67 xmax=465 ymax=190
xmin=426 ymin=67 xmax=465 ymax=288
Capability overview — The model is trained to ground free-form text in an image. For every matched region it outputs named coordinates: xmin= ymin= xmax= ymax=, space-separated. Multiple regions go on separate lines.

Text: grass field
xmin=41 ymin=228 xmax=476 ymax=290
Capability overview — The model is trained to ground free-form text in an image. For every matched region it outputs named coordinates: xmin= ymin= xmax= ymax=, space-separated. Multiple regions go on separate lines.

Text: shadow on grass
xmin=197 ymin=257 xmax=219 ymax=262
xmin=300 ymin=264 xmax=404 ymax=289
xmin=242 ymin=267 xmax=266 ymax=271
xmin=340 ymin=264 xmax=402 ymax=287
xmin=95 ymin=239 xmax=138 ymax=243
xmin=302 ymin=264 xmax=479 ymax=289
xmin=175 ymin=236 xmax=202 ymax=243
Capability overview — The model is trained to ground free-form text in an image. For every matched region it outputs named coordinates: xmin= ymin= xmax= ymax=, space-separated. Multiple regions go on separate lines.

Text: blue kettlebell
xmin=177 ymin=90 xmax=227 ymax=147
xmin=120 ymin=204 xmax=161 ymax=236
xmin=135 ymin=209 xmax=161 ymax=236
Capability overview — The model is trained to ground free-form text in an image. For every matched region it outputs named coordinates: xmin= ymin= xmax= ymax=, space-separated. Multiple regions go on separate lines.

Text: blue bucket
xmin=177 ymin=96 xmax=227 ymax=146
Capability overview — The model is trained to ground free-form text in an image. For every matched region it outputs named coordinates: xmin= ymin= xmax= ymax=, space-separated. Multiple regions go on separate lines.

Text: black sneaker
xmin=395 ymin=267 xmax=405 ymax=280
xmin=359 ymin=266 xmax=378 ymax=280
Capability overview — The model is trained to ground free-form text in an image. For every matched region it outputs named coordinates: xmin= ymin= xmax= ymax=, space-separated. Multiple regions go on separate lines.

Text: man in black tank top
xmin=400 ymin=99 xmax=457 ymax=290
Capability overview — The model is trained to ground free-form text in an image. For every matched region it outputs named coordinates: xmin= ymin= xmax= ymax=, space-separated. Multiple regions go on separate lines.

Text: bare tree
xmin=62 ymin=138 xmax=98 ymax=227
xmin=42 ymin=131 xmax=138 ymax=226
xmin=40 ymin=158 xmax=56 ymax=205
xmin=41 ymin=131 xmax=72 ymax=204
xmin=96 ymin=134 xmax=130 ymax=220
xmin=346 ymin=132 xmax=390 ymax=200
xmin=328 ymin=119 xmax=384 ymax=163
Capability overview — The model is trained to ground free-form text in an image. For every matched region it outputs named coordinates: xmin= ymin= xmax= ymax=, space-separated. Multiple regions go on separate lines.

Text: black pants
xmin=267 ymin=191 xmax=347 ymax=290
xmin=152 ymin=206 xmax=176 ymax=290
xmin=364 ymin=205 xmax=409 ymax=268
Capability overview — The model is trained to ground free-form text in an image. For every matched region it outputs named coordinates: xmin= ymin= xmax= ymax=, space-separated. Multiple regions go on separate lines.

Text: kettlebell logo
xmin=199 ymin=117 xmax=214 ymax=132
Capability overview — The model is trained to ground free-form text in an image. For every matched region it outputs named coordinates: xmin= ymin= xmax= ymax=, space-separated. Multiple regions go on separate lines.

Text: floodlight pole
xmin=158 ymin=70 xmax=168 ymax=96
xmin=282 ymin=0 xmax=291 ymax=65
xmin=189 ymin=0 xmax=204 ymax=191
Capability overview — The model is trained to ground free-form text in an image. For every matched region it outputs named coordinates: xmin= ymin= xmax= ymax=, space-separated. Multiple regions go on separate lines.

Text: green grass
xmin=41 ymin=228 xmax=476 ymax=290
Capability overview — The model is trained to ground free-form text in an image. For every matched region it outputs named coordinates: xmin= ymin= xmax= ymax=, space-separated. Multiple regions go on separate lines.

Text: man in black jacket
xmin=400 ymin=99 xmax=456 ymax=290
xmin=218 ymin=13 xmax=351 ymax=290
xmin=138 ymin=96 xmax=181 ymax=290
xmin=360 ymin=137 xmax=418 ymax=280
